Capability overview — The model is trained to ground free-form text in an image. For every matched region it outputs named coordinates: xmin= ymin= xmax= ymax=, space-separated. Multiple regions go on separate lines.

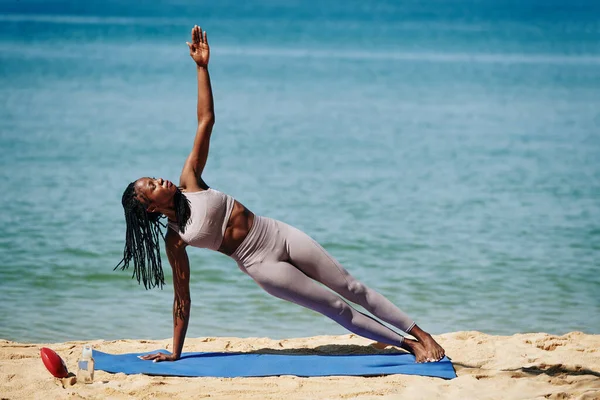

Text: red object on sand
xmin=40 ymin=347 xmax=69 ymax=378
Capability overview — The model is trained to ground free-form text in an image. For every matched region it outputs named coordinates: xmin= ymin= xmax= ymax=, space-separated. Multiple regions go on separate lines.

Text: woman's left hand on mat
xmin=138 ymin=352 xmax=178 ymax=362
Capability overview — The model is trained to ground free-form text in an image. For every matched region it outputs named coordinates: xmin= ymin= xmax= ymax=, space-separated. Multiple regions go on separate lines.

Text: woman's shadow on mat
xmin=179 ymin=344 xmax=411 ymax=360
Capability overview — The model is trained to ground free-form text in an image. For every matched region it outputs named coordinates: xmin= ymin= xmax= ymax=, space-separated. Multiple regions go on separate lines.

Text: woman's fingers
xmin=196 ymin=26 xmax=202 ymax=44
xmin=188 ymin=25 xmax=209 ymax=58
xmin=188 ymin=25 xmax=207 ymax=45
xmin=139 ymin=352 xmax=167 ymax=361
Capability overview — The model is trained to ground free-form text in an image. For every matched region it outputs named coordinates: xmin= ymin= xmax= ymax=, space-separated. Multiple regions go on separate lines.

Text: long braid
xmin=115 ymin=181 xmax=191 ymax=289
xmin=173 ymin=189 xmax=191 ymax=234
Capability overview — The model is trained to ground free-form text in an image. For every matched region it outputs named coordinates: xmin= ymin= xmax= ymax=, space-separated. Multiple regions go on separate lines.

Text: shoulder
xmin=178 ymin=175 xmax=210 ymax=193
xmin=166 ymin=226 xmax=187 ymax=250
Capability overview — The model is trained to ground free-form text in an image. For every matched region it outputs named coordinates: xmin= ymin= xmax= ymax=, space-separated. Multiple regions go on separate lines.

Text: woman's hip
xmin=230 ymin=216 xmax=288 ymax=269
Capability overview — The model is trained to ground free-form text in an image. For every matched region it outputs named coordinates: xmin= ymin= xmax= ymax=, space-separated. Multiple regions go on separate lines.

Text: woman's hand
xmin=139 ymin=352 xmax=178 ymax=362
xmin=186 ymin=25 xmax=210 ymax=67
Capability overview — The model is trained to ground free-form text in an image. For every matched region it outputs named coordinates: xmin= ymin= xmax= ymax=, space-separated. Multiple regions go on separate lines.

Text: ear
xmin=142 ymin=198 xmax=155 ymax=213
xmin=135 ymin=193 xmax=153 ymax=212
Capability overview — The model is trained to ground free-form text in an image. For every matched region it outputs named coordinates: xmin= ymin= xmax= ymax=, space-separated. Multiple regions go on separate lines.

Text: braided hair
xmin=115 ymin=180 xmax=191 ymax=289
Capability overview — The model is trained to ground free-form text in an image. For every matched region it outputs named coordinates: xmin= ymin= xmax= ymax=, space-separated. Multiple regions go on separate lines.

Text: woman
xmin=116 ymin=26 xmax=445 ymax=364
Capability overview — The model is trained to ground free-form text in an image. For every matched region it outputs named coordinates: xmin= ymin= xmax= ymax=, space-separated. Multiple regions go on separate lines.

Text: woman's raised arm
xmin=180 ymin=25 xmax=214 ymax=192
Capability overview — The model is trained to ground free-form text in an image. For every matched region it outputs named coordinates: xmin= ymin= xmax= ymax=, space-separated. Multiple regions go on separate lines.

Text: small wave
xmin=215 ymin=47 xmax=600 ymax=66
xmin=60 ymin=247 xmax=102 ymax=258
xmin=0 ymin=13 xmax=178 ymax=26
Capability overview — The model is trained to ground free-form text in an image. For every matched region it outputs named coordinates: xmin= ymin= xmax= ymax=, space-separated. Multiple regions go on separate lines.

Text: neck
xmin=163 ymin=208 xmax=177 ymax=222
xmin=161 ymin=189 xmax=190 ymax=228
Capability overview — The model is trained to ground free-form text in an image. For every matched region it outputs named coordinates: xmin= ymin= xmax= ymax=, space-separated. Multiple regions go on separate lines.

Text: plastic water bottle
xmin=77 ymin=344 xmax=95 ymax=384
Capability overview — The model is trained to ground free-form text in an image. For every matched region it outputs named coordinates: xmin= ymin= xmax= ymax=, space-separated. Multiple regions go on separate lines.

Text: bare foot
xmin=400 ymin=338 xmax=429 ymax=363
xmin=408 ymin=324 xmax=445 ymax=362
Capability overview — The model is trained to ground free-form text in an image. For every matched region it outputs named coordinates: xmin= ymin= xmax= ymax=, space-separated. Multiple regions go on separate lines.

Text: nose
xmin=157 ymin=178 xmax=163 ymax=185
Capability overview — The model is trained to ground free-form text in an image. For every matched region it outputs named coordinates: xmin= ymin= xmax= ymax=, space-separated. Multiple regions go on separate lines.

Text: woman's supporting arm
xmin=167 ymin=230 xmax=191 ymax=360
xmin=140 ymin=229 xmax=191 ymax=362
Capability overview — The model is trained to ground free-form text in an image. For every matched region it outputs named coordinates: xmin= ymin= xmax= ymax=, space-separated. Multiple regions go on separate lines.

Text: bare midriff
xmin=218 ymin=200 xmax=255 ymax=256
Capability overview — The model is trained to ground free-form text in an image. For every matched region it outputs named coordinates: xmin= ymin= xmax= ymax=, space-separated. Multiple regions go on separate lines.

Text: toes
xmin=415 ymin=354 xmax=427 ymax=363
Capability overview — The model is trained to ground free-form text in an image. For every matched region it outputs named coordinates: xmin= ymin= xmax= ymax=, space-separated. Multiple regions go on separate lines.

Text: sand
xmin=1 ymin=331 xmax=598 ymax=400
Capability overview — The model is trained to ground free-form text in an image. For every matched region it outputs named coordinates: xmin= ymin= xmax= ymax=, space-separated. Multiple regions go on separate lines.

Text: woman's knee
xmin=328 ymin=298 xmax=353 ymax=321
xmin=346 ymin=279 xmax=367 ymax=298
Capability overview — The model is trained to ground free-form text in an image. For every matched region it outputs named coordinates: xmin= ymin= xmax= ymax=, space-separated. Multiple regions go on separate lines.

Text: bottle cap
xmin=82 ymin=344 xmax=93 ymax=360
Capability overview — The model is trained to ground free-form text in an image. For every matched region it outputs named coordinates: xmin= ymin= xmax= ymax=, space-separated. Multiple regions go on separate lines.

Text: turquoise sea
xmin=1 ymin=0 xmax=599 ymax=343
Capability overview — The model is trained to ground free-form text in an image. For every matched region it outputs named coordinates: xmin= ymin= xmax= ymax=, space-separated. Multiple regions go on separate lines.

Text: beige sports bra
xmin=168 ymin=188 xmax=235 ymax=251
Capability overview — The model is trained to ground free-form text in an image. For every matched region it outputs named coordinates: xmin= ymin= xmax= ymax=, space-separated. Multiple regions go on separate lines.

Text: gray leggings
xmin=231 ymin=216 xmax=415 ymax=346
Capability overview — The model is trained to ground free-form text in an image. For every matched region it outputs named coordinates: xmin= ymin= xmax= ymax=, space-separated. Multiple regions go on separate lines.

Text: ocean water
xmin=1 ymin=0 xmax=599 ymax=343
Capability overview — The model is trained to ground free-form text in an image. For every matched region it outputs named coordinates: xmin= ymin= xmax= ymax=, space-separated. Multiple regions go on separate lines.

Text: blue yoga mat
xmin=93 ymin=349 xmax=456 ymax=379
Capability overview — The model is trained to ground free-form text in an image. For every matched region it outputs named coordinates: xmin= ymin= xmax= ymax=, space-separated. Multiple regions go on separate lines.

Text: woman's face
xmin=134 ymin=177 xmax=177 ymax=211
